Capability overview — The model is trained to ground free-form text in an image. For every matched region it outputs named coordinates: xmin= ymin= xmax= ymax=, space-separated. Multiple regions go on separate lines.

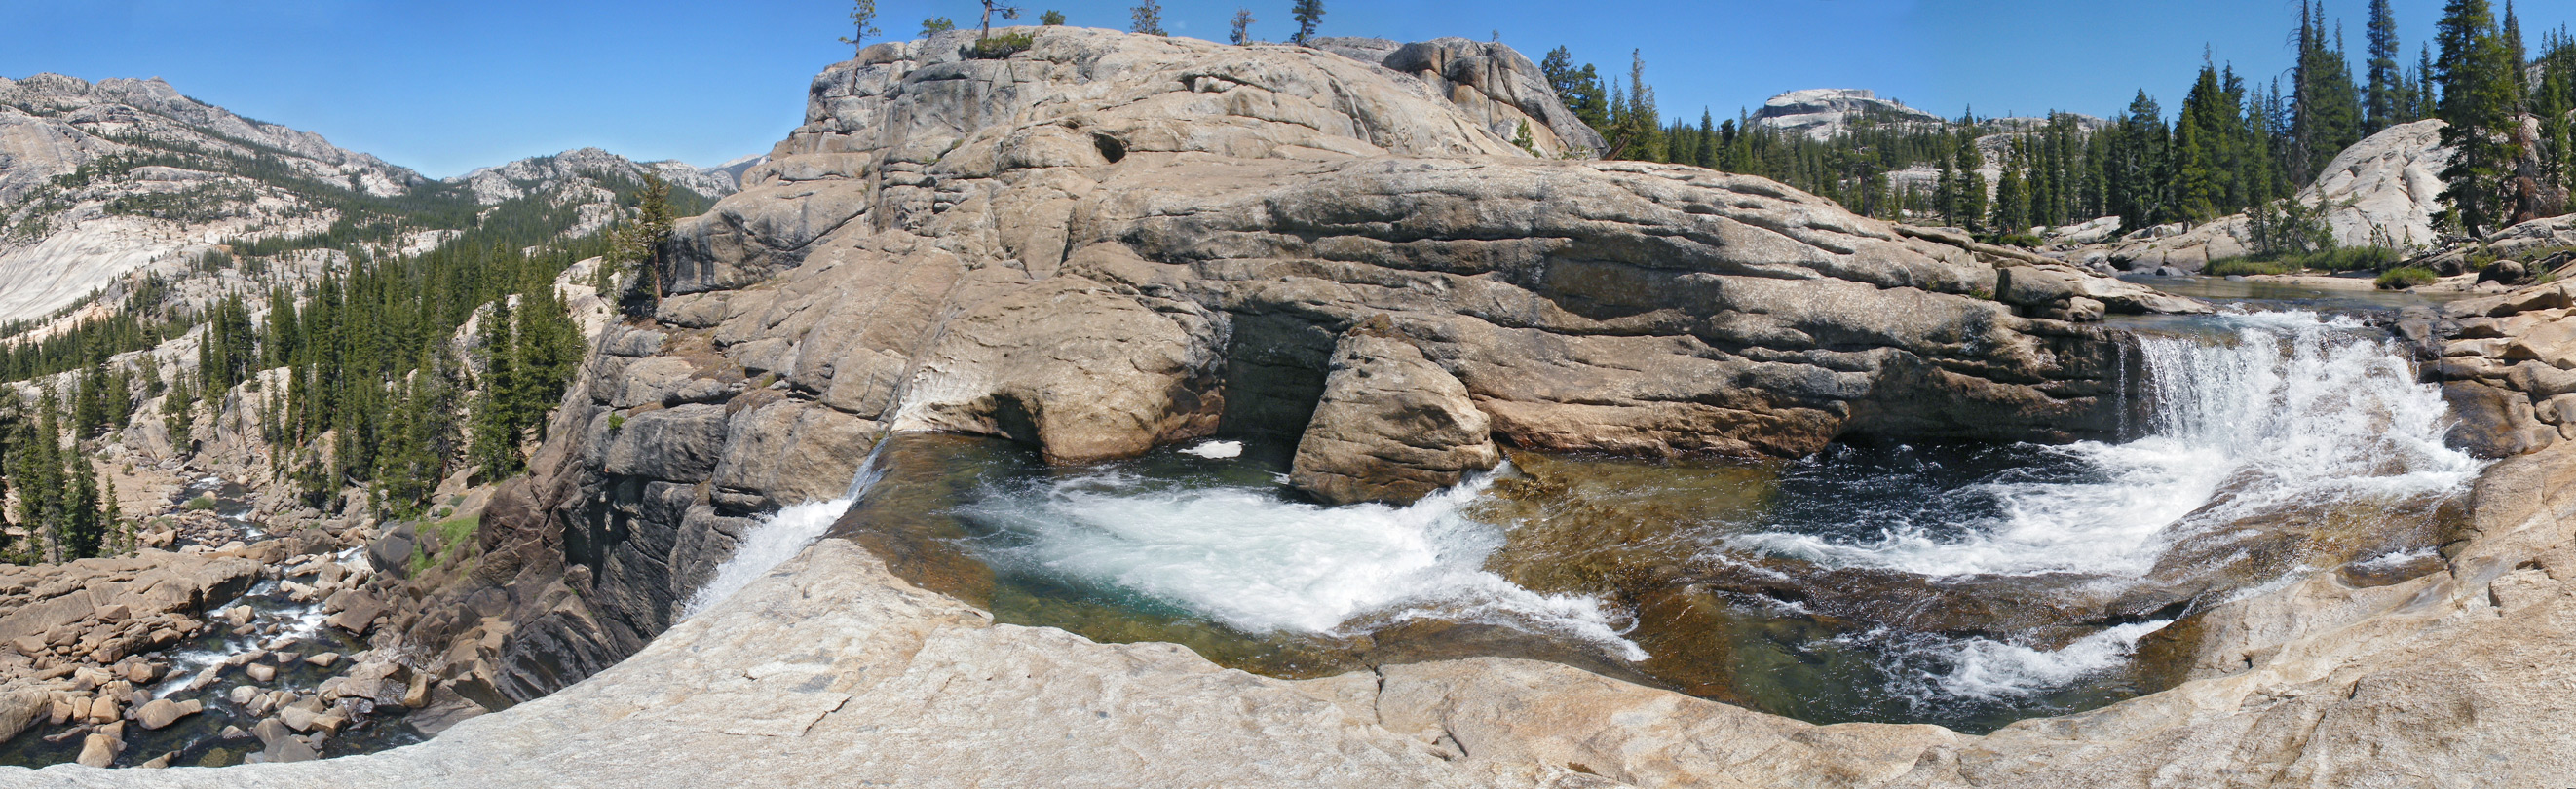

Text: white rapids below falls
xmin=681 ymin=310 xmax=2481 ymax=704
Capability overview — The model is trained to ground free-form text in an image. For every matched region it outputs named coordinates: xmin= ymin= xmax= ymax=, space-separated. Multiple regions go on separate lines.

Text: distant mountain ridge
xmin=0 ymin=72 xmax=754 ymax=324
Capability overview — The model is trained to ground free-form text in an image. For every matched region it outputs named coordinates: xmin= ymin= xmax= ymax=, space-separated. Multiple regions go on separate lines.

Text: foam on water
xmin=677 ymin=445 xmax=889 ymax=620
xmin=959 ymin=465 xmax=1648 ymax=660
xmin=1919 ymin=620 xmax=2174 ymax=700
xmin=1732 ymin=311 xmax=2481 ymax=579
xmin=1178 ymin=440 xmax=1243 ymax=459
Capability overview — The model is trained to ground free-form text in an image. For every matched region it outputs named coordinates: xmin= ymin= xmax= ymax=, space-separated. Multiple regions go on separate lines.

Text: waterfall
xmin=676 ymin=441 xmax=890 ymax=620
xmin=1731 ymin=311 xmax=2481 ymax=579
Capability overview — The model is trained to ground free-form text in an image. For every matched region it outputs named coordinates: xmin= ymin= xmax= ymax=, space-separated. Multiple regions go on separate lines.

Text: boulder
xmin=278 ymin=704 xmax=317 ymax=733
xmin=324 ymin=594 xmax=383 ymax=636
xmin=245 ymin=662 xmax=275 ymax=683
xmin=1289 ymin=322 xmax=1499 ymax=506
xmin=2443 ymin=381 xmax=2554 ymax=458
xmin=133 ymin=698 xmax=202 ymax=731
xmin=0 ymin=689 xmax=46 ymax=744
xmin=75 ymin=733 xmax=118 ymax=768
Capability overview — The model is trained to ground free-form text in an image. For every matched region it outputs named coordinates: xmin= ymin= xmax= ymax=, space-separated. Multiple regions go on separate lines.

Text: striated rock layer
xmin=381 ymin=27 xmax=2193 ymax=730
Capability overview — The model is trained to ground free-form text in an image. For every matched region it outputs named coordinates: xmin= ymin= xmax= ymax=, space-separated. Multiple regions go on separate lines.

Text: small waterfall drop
xmin=677 ymin=441 xmax=890 ymax=620
xmin=1731 ymin=310 xmax=2481 ymax=579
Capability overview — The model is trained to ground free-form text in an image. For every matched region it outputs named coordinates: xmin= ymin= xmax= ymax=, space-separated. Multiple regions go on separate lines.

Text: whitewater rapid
xmin=956 ymin=464 xmax=1648 ymax=660
xmin=1731 ymin=311 xmax=2481 ymax=579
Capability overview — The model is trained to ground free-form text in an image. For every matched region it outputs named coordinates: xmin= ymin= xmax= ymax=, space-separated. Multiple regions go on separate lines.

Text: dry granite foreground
xmin=16 ymin=453 xmax=2576 ymax=789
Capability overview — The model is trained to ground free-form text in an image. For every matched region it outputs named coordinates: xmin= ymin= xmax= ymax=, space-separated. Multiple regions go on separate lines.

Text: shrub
xmin=182 ymin=495 xmax=217 ymax=510
xmin=2375 ymin=266 xmax=2439 ymax=289
xmin=1991 ymin=233 xmax=2044 ymax=248
xmin=2207 ymin=257 xmax=2292 ymax=276
xmin=2297 ymin=245 xmax=2400 ymax=272
xmin=2205 ymin=246 xmax=2402 ymax=276
xmin=969 ymin=31 xmax=1035 ymax=58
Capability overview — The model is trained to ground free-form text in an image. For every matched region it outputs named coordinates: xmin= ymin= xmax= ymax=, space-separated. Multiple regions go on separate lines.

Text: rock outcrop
xmin=1749 ymin=89 xmax=1943 ymax=140
xmin=32 ymin=478 xmax=2576 ymax=789
xmin=1310 ymin=36 xmax=1607 ymax=158
xmin=2091 ymin=119 xmax=2451 ymax=272
xmin=404 ymin=27 xmax=2201 ymax=706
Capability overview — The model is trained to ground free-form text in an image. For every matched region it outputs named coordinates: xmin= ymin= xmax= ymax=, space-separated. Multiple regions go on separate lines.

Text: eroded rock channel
xmin=792 ymin=305 xmax=2479 ymax=734
xmin=24 ymin=27 xmax=2576 ymax=786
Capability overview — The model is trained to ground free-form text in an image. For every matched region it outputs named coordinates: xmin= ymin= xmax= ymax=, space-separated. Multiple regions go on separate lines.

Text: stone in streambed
xmin=278 ymin=704 xmax=317 ymax=733
xmin=75 ymin=733 xmax=118 ymax=768
xmin=2443 ymin=381 xmax=2556 ymax=458
xmin=246 ymin=662 xmax=276 ymax=683
xmin=134 ymin=698 xmax=202 ymax=730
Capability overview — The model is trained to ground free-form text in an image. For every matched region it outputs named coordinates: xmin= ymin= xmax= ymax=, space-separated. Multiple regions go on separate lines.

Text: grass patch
xmin=2376 ymin=266 xmax=2440 ymax=289
xmin=409 ymin=513 xmax=482 ymax=575
xmin=2208 ymin=246 xmax=2405 ymax=277
xmin=181 ymin=495 xmax=217 ymax=510
xmin=2207 ymin=257 xmax=2294 ymax=276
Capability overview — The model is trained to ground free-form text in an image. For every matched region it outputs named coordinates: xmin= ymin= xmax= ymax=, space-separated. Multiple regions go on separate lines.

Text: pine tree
xmin=976 ymin=0 xmax=1021 ymax=41
xmin=837 ymin=0 xmax=880 ymax=56
xmin=1540 ymin=48 xmax=1610 ymax=138
xmin=1606 ymin=51 xmax=1665 ymax=162
xmin=2418 ymin=44 xmax=2443 ymax=120
xmin=612 ymin=173 xmax=673 ymax=319
xmin=1951 ymin=136 xmax=1989 ymax=233
xmin=2171 ymin=64 xmax=2232 ymax=221
xmin=2367 ymin=0 xmax=2406 ymax=132
xmin=1696 ymin=109 xmax=1718 ymax=169
xmin=1041 ymin=10 xmax=1065 ymax=25
xmin=2504 ymin=0 xmax=2525 ymax=68
xmin=2435 ymin=0 xmax=2527 ymax=234
xmin=1994 ymin=151 xmax=2031 ymax=234
xmin=2291 ymin=1 xmax=2364 ymax=184
xmin=98 ymin=475 xmax=122 ymax=556
xmin=1129 ymin=2 xmax=1164 ymax=36
xmin=1230 ymin=8 xmax=1256 ymax=44
xmin=470 ymin=298 xmax=521 ymax=482
xmin=1289 ymin=0 xmax=1324 ymax=46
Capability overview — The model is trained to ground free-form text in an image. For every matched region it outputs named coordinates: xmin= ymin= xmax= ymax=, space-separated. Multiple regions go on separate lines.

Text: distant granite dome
xmin=1749 ymin=88 xmax=1944 ymax=140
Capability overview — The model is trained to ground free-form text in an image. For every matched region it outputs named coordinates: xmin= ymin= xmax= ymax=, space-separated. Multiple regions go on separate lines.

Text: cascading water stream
xmin=1724 ymin=310 xmax=2482 ymax=705
xmin=676 ymin=442 xmax=890 ymax=620
xmin=681 ymin=310 xmax=2480 ymax=731
xmin=1731 ymin=311 xmax=2481 ymax=579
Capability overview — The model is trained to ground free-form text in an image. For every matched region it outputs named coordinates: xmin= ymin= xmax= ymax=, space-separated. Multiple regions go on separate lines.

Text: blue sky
xmin=0 ymin=1 xmax=2543 ymax=177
